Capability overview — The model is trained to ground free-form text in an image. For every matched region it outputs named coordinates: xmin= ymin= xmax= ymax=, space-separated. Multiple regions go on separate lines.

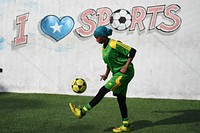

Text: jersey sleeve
xmin=109 ymin=39 xmax=132 ymax=56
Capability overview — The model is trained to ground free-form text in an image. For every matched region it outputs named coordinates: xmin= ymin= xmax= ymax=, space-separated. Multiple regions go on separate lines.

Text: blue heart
xmin=41 ymin=15 xmax=74 ymax=41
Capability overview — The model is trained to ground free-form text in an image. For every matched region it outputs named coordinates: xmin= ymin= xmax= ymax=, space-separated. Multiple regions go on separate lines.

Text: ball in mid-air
xmin=72 ymin=78 xmax=87 ymax=93
xmin=110 ymin=9 xmax=132 ymax=31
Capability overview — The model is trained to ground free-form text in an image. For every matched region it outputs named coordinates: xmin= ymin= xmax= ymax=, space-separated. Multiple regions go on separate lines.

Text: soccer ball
xmin=110 ymin=9 xmax=132 ymax=31
xmin=71 ymin=78 xmax=87 ymax=93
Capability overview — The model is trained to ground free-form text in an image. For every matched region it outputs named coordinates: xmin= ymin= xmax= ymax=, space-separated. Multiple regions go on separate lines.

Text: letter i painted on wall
xmin=14 ymin=13 xmax=29 ymax=46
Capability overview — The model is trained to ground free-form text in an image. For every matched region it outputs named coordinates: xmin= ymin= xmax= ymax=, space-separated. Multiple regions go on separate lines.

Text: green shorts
xmin=104 ymin=67 xmax=134 ymax=96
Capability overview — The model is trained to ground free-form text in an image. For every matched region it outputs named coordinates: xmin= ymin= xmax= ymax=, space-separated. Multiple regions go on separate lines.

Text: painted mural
xmin=11 ymin=4 xmax=182 ymax=47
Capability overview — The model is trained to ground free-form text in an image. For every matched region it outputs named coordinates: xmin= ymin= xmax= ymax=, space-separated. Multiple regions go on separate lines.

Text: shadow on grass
xmin=104 ymin=110 xmax=200 ymax=132
xmin=0 ymin=92 xmax=45 ymax=110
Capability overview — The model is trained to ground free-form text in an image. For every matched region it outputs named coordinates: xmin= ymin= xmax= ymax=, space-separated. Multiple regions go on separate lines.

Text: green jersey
xmin=102 ymin=39 xmax=133 ymax=74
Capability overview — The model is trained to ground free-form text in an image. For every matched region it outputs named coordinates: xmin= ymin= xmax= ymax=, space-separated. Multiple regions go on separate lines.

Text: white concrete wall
xmin=0 ymin=0 xmax=200 ymax=100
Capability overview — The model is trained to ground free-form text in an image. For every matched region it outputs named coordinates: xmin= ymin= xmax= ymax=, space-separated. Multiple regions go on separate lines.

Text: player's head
xmin=94 ymin=26 xmax=112 ymax=44
xmin=94 ymin=26 xmax=113 ymax=37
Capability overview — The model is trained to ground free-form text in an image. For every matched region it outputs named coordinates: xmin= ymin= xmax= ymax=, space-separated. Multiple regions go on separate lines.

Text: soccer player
xmin=69 ymin=26 xmax=136 ymax=132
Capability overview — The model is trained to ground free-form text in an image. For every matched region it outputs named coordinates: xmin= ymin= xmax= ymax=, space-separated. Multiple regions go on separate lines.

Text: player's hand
xmin=120 ymin=67 xmax=127 ymax=74
xmin=100 ymin=74 xmax=108 ymax=81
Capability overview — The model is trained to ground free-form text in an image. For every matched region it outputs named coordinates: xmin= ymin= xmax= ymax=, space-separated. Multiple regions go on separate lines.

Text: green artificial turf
xmin=0 ymin=93 xmax=199 ymax=133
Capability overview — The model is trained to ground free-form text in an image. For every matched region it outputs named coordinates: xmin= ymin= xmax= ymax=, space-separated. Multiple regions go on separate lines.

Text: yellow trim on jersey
xmin=109 ymin=39 xmax=131 ymax=51
xmin=109 ymin=39 xmax=117 ymax=49
xmin=111 ymin=75 xmax=122 ymax=91
xmin=118 ymin=42 xmax=132 ymax=51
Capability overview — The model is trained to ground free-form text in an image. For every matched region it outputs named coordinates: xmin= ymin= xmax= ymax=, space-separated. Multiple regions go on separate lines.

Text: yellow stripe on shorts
xmin=111 ymin=76 xmax=122 ymax=91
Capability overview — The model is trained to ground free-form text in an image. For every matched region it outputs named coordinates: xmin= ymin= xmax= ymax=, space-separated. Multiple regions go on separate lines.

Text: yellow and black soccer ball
xmin=71 ymin=78 xmax=87 ymax=93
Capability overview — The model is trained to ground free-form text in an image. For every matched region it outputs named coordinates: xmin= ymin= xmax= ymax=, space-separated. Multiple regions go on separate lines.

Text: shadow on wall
xmin=0 ymin=84 xmax=6 ymax=92
xmin=0 ymin=68 xmax=6 ymax=92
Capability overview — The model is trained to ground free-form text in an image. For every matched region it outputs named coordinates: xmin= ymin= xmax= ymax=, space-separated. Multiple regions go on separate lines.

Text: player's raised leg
xmin=69 ymin=86 xmax=109 ymax=118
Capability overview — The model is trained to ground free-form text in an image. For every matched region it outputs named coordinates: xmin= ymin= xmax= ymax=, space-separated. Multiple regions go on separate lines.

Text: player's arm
xmin=120 ymin=48 xmax=136 ymax=73
xmin=100 ymin=65 xmax=110 ymax=81
xmin=109 ymin=40 xmax=136 ymax=73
